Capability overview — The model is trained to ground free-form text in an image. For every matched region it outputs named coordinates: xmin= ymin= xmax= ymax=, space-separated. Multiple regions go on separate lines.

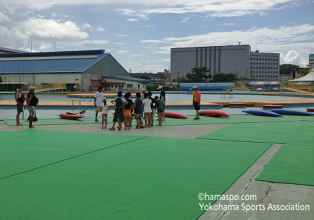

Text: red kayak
xmin=199 ymin=110 xmax=229 ymax=117
xmin=164 ymin=111 xmax=187 ymax=119
xmin=58 ymin=112 xmax=84 ymax=120
xmin=307 ymin=108 xmax=314 ymax=112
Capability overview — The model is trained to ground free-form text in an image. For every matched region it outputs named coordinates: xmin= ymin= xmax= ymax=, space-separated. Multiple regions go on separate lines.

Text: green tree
xmin=280 ymin=64 xmax=300 ymax=75
xmin=186 ymin=67 xmax=211 ymax=82
xmin=212 ymin=73 xmax=236 ymax=82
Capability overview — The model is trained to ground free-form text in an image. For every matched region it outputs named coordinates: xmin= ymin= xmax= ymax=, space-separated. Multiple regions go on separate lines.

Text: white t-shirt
xmin=94 ymin=92 xmax=104 ymax=106
xmin=143 ymin=98 xmax=152 ymax=113
xmin=101 ymin=103 xmax=109 ymax=114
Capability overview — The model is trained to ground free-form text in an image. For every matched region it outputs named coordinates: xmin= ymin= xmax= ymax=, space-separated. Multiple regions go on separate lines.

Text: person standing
xmin=193 ymin=86 xmax=201 ymax=120
xmin=142 ymin=93 xmax=152 ymax=127
xmin=133 ymin=92 xmax=144 ymax=129
xmin=94 ymin=87 xmax=104 ymax=122
xmin=110 ymin=90 xmax=127 ymax=131
xmin=148 ymin=91 xmax=155 ymax=126
xmin=26 ymin=86 xmax=38 ymax=128
xmin=15 ymin=85 xmax=25 ymax=126
xmin=155 ymin=96 xmax=164 ymax=126
xmin=101 ymin=99 xmax=110 ymax=129
xmin=124 ymin=93 xmax=133 ymax=130
xmin=158 ymin=86 xmax=166 ymax=121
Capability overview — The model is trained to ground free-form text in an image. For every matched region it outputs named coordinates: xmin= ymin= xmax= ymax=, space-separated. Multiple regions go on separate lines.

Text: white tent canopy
xmin=289 ymin=69 xmax=314 ymax=82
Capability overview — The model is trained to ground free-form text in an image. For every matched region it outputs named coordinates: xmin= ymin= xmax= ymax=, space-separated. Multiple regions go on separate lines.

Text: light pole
xmin=52 ymin=42 xmax=56 ymax=51
xmin=27 ymin=35 xmax=32 ymax=52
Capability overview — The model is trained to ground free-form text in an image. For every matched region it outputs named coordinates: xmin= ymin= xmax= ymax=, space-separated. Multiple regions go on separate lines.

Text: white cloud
xmin=116 ymin=50 xmax=130 ymax=54
xmin=96 ymin=26 xmax=105 ymax=32
xmin=24 ymin=18 xmax=88 ymax=40
xmin=140 ymin=40 xmax=166 ymax=44
xmin=113 ymin=34 xmax=127 ymax=37
xmin=127 ymin=18 xmax=138 ymax=22
xmin=180 ymin=17 xmax=190 ymax=23
xmin=4 ymin=0 xmax=296 ymax=18
xmin=280 ymin=50 xmax=307 ymax=67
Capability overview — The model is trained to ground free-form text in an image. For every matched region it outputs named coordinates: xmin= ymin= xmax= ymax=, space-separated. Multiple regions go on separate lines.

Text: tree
xmin=280 ymin=64 xmax=300 ymax=75
xmin=186 ymin=67 xmax=211 ymax=82
xmin=212 ymin=73 xmax=236 ymax=82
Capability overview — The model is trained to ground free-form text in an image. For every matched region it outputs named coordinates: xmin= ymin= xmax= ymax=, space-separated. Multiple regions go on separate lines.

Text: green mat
xmin=257 ymin=144 xmax=314 ymax=186
xmin=0 ymin=130 xmax=144 ymax=179
xmin=4 ymin=115 xmax=314 ymax=126
xmin=197 ymin=121 xmax=314 ymax=146
xmin=0 ymin=134 xmax=271 ymax=219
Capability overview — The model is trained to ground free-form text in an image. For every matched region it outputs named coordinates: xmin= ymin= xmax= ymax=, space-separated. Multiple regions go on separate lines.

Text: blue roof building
xmin=0 ymin=49 xmax=132 ymax=91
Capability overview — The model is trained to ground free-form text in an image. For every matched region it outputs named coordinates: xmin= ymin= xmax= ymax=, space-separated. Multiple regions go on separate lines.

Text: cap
xmin=118 ymin=90 xmax=122 ymax=96
xmin=193 ymin=86 xmax=198 ymax=89
xmin=17 ymin=85 xmax=24 ymax=89
xmin=28 ymin=86 xmax=36 ymax=90
xmin=157 ymin=86 xmax=163 ymax=90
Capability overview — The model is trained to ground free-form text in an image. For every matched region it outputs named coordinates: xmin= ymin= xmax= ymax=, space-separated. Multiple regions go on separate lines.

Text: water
xmin=1 ymin=92 xmax=313 ymax=120
xmin=1 ymin=92 xmax=312 ymax=102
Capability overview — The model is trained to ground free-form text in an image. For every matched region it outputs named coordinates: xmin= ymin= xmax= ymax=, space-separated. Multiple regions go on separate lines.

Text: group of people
xmin=94 ymin=86 xmax=166 ymax=130
xmin=15 ymin=85 xmax=38 ymax=128
xmin=15 ymin=84 xmax=201 ymax=129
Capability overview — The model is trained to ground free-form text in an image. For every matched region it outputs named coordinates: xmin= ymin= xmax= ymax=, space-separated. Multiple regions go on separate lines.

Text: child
xmin=124 ymin=93 xmax=133 ymax=130
xmin=143 ymin=93 xmax=152 ymax=127
xmin=133 ymin=92 xmax=144 ymax=129
xmin=148 ymin=91 xmax=155 ymax=126
xmin=110 ymin=90 xmax=126 ymax=131
xmin=155 ymin=96 xmax=164 ymax=126
xmin=101 ymin=99 xmax=110 ymax=129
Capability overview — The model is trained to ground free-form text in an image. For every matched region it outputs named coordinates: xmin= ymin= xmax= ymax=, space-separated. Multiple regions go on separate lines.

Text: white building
xmin=250 ymin=51 xmax=280 ymax=81
xmin=170 ymin=45 xmax=280 ymax=81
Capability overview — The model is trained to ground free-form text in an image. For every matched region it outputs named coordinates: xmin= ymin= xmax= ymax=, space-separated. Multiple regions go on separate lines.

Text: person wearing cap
xmin=110 ymin=90 xmax=127 ymax=130
xmin=15 ymin=85 xmax=26 ymax=126
xmin=193 ymin=86 xmax=201 ymax=120
xmin=26 ymin=86 xmax=38 ymax=128
xmin=157 ymin=86 xmax=166 ymax=121
xmin=94 ymin=87 xmax=104 ymax=122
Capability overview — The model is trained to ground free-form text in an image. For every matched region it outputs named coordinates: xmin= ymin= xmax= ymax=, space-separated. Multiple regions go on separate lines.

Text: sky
xmin=0 ymin=0 xmax=314 ymax=73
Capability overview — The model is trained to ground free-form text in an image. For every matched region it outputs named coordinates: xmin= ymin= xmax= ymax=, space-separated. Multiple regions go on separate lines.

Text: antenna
xmin=238 ymin=42 xmax=241 ymax=45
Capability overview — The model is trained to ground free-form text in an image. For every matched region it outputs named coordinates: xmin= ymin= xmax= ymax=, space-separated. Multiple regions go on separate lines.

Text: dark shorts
xmin=113 ymin=109 xmax=124 ymax=122
xmin=135 ymin=113 xmax=142 ymax=119
xmin=193 ymin=101 xmax=200 ymax=110
xmin=17 ymin=104 xmax=23 ymax=113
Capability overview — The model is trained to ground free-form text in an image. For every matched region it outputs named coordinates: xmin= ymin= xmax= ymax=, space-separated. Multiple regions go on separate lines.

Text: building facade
xmin=250 ymin=51 xmax=280 ymax=81
xmin=0 ymin=49 xmax=130 ymax=91
xmin=170 ymin=45 xmax=280 ymax=81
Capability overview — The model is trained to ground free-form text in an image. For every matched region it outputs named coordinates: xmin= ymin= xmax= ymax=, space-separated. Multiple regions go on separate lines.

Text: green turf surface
xmin=197 ymin=121 xmax=314 ymax=146
xmin=257 ymin=144 xmax=314 ymax=186
xmin=0 ymin=135 xmax=271 ymax=219
xmin=0 ymin=130 xmax=144 ymax=179
xmin=4 ymin=114 xmax=314 ymax=126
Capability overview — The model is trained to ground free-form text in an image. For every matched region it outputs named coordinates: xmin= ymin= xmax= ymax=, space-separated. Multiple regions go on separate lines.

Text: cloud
xmin=116 ymin=50 xmax=130 ymax=54
xmin=180 ymin=17 xmax=190 ymax=23
xmin=96 ymin=27 xmax=105 ymax=32
xmin=280 ymin=50 xmax=307 ymax=67
xmin=140 ymin=24 xmax=314 ymax=67
xmin=4 ymin=0 xmax=297 ymax=19
xmin=113 ymin=34 xmax=127 ymax=37
xmin=127 ymin=18 xmax=138 ymax=22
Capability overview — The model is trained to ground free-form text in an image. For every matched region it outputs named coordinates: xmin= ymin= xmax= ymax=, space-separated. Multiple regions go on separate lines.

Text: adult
xmin=94 ymin=86 xmax=104 ymax=122
xmin=192 ymin=86 xmax=201 ymax=120
xmin=15 ymin=85 xmax=25 ymax=126
xmin=26 ymin=86 xmax=38 ymax=128
xmin=158 ymin=86 xmax=166 ymax=121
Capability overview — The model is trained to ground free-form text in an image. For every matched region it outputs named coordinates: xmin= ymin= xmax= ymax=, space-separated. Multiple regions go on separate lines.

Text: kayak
xmin=307 ymin=108 xmax=314 ymax=112
xmin=164 ymin=111 xmax=187 ymax=119
xmin=58 ymin=112 xmax=84 ymax=119
xmin=199 ymin=110 xmax=229 ymax=117
xmin=242 ymin=110 xmax=282 ymax=117
xmin=263 ymin=105 xmax=282 ymax=109
xmin=270 ymin=109 xmax=314 ymax=116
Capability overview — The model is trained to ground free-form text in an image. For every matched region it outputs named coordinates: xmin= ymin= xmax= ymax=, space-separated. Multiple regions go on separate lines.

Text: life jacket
xmin=15 ymin=91 xmax=25 ymax=104
xmin=28 ymin=92 xmax=38 ymax=106
xmin=115 ymin=97 xmax=123 ymax=109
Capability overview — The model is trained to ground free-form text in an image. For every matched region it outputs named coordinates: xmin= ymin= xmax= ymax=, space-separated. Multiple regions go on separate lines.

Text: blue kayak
xmin=270 ymin=109 xmax=314 ymax=116
xmin=242 ymin=110 xmax=282 ymax=117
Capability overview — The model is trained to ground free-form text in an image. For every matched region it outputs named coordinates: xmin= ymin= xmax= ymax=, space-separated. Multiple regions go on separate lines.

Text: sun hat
xmin=157 ymin=86 xmax=163 ymax=90
xmin=193 ymin=86 xmax=198 ymax=89
xmin=28 ymin=86 xmax=36 ymax=90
